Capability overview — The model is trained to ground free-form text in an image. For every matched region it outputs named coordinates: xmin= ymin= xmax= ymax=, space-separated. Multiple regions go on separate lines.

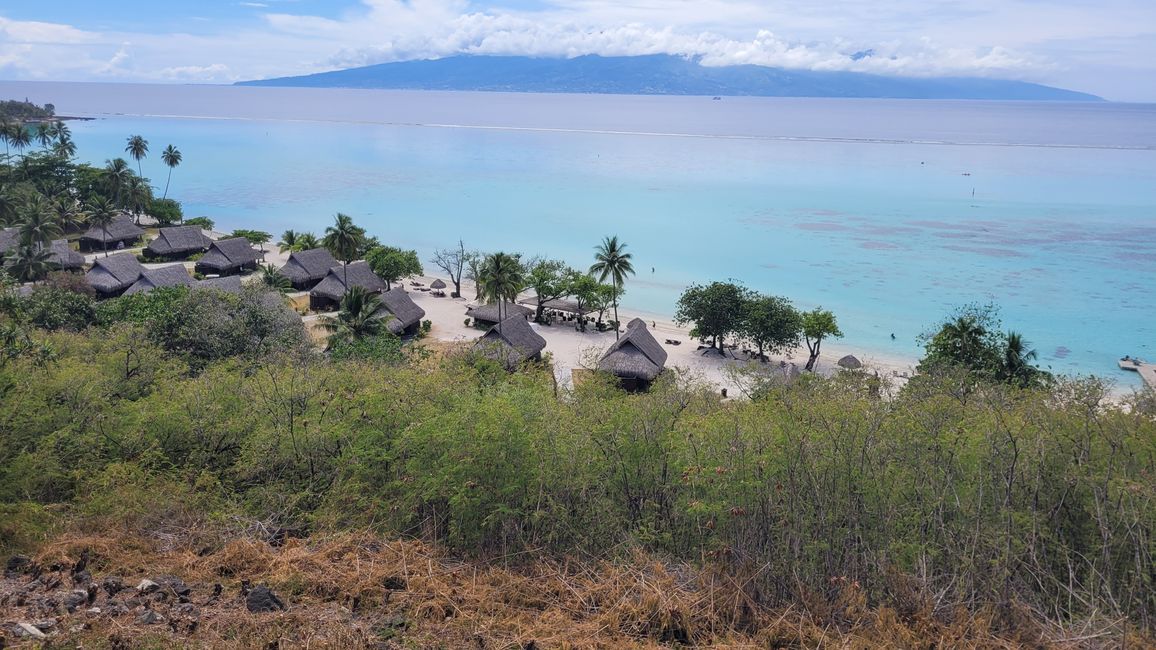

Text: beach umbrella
xmin=430 ymin=279 xmax=447 ymax=290
xmin=837 ymin=355 xmax=863 ymax=369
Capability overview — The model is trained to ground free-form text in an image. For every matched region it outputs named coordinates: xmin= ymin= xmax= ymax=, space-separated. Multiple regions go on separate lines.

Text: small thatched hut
xmin=122 ymin=264 xmax=194 ymax=296
xmin=146 ymin=226 xmax=211 ymax=260
xmin=79 ymin=217 xmax=144 ymax=252
xmin=278 ymin=248 xmax=339 ymax=290
xmin=472 ymin=316 xmax=547 ymax=370
xmin=466 ymin=302 xmax=533 ymax=329
xmin=597 ymin=318 xmax=669 ymax=391
xmin=308 ymin=262 xmax=385 ymax=311
xmin=48 ymin=240 xmax=85 ymax=271
xmin=85 ymin=253 xmax=145 ymax=297
xmin=837 ymin=355 xmax=863 ymax=370
xmin=194 ymin=238 xmax=262 ymax=276
xmin=378 ymin=289 xmax=427 ymax=336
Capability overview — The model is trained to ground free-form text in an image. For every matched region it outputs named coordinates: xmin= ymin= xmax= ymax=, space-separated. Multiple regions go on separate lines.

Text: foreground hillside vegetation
xmin=1 ymin=284 xmax=1154 ymax=647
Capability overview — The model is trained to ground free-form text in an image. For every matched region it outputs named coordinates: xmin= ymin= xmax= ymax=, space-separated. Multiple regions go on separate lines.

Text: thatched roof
xmin=195 ymin=275 xmax=243 ymax=294
xmin=197 ymin=237 xmax=262 ymax=272
xmin=309 ymin=262 xmax=385 ymax=302
xmin=48 ymin=240 xmax=84 ymax=270
xmin=86 ymin=253 xmax=145 ymax=294
xmin=80 ymin=216 xmax=144 ymax=244
xmin=429 ymin=278 xmax=447 ymax=289
xmin=146 ymin=226 xmax=211 ymax=256
xmin=123 ymin=264 xmax=194 ymax=296
xmin=378 ymin=289 xmax=426 ymax=335
xmin=473 ymin=316 xmax=547 ymax=368
xmin=0 ymin=231 xmax=83 ymax=270
xmin=597 ymin=318 xmax=668 ymax=381
xmin=279 ymin=248 xmax=338 ymax=284
xmin=518 ymin=295 xmax=590 ymax=315
xmin=466 ymin=302 xmax=533 ymax=324
xmin=837 ymin=355 xmax=863 ymax=369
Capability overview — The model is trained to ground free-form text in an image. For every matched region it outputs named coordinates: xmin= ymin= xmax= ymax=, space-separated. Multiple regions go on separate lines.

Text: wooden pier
xmin=1118 ymin=358 xmax=1156 ymax=391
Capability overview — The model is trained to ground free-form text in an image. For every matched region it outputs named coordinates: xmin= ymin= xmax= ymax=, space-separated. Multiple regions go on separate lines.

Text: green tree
xmin=17 ymin=195 xmax=62 ymax=249
xmin=569 ymin=272 xmax=613 ymax=331
xmin=478 ymin=252 xmax=525 ymax=335
xmin=278 ymin=230 xmax=301 ymax=254
xmin=147 ymin=198 xmax=182 ymax=226
xmin=675 ymin=281 xmax=749 ymax=353
xmin=741 ymin=294 xmax=802 ymax=361
xmin=998 ymin=331 xmax=1046 ymax=388
xmin=52 ymin=198 xmax=87 ymax=233
xmin=918 ymin=304 xmax=1002 ymax=377
xmin=184 ymin=216 xmax=214 ymax=231
xmin=125 ymin=135 xmax=149 ymax=177
xmin=34 ymin=123 xmax=52 ymax=150
xmin=4 ymin=244 xmax=53 ymax=283
xmin=801 ymin=307 xmax=843 ymax=371
xmin=366 ymin=246 xmax=422 ymax=291
xmin=260 ymin=264 xmax=292 ymax=293
xmin=296 ymin=232 xmax=320 ymax=251
xmin=102 ymin=158 xmax=132 ymax=209
xmin=322 ymin=213 xmax=365 ymax=288
xmin=319 ymin=285 xmax=384 ymax=348
xmin=589 ymin=235 xmax=635 ymax=339
xmin=232 ymin=229 xmax=273 ymax=252
xmin=160 ymin=144 xmax=181 ymax=200
xmin=85 ymin=196 xmax=118 ymax=258
xmin=525 ymin=258 xmax=575 ymax=322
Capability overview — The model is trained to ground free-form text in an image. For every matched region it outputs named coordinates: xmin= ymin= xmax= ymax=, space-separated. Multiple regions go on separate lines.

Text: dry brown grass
xmin=3 ymin=530 xmax=1152 ymax=649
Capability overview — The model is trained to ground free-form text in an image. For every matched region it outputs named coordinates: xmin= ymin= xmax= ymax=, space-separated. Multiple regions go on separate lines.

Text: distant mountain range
xmin=237 ymin=54 xmax=1101 ymax=101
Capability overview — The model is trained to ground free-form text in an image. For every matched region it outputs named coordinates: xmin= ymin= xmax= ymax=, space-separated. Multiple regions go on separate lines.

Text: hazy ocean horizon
xmin=3 ymin=81 xmax=1153 ymax=387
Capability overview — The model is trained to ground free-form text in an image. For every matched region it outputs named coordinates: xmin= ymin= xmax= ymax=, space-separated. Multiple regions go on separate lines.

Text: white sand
xmin=403 ymin=273 xmax=919 ymax=396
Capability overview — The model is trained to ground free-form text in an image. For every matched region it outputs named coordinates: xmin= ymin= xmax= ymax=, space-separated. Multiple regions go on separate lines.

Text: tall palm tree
xmin=160 ymin=144 xmax=181 ymax=200
xmin=126 ymin=176 xmax=153 ymax=224
xmin=103 ymin=158 xmax=133 ymax=209
xmin=1000 ymin=331 xmax=1040 ymax=387
xmin=478 ymin=252 xmax=525 ymax=335
xmin=52 ymin=121 xmax=71 ymax=143
xmin=0 ymin=120 xmax=13 ymax=161
xmin=125 ymin=135 xmax=149 ymax=177
xmin=319 ymin=286 xmax=384 ymax=348
xmin=86 ymin=196 xmax=117 ymax=258
xmin=260 ymin=264 xmax=292 ymax=293
xmin=34 ymin=123 xmax=53 ymax=150
xmin=0 ymin=187 xmax=18 ymax=226
xmin=52 ymin=198 xmax=87 ymax=233
xmin=589 ymin=235 xmax=635 ymax=339
xmin=278 ymin=229 xmax=300 ymax=254
xmin=4 ymin=244 xmax=53 ymax=283
xmin=52 ymin=134 xmax=77 ymax=160
xmin=939 ymin=316 xmax=990 ymax=370
xmin=296 ymin=232 xmax=320 ymax=251
xmin=9 ymin=125 xmax=31 ymax=171
xmin=323 ymin=213 xmax=365 ymax=287
xmin=18 ymin=196 xmax=62 ymax=249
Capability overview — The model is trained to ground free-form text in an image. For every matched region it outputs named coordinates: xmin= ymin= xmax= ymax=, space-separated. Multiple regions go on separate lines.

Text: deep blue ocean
xmin=3 ymin=81 xmax=1153 ymax=386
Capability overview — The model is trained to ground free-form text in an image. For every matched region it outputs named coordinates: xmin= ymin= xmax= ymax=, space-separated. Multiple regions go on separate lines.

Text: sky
xmin=1 ymin=0 xmax=1154 ymax=101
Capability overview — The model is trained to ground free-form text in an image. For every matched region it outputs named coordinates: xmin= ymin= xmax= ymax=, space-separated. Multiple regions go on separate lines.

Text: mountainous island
xmin=237 ymin=54 xmax=1102 ymax=101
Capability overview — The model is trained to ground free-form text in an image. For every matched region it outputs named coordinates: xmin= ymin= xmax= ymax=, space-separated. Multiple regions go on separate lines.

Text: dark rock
xmin=154 ymin=575 xmax=191 ymax=597
xmin=31 ymin=618 xmax=57 ymax=632
xmin=72 ymin=570 xmax=92 ymax=585
xmin=9 ymin=622 xmax=47 ymax=640
xmin=136 ymin=579 xmax=160 ymax=594
xmin=173 ymin=603 xmax=200 ymax=618
xmin=4 ymin=555 xmax=32 ymax=578
xmin=102 ymin=576 xmax=125 ymax=596
xmin=134 ymin=609 xmax=164 ymax=625
xmin=245 ymin=585 xmax=286 ymax=613
xmin=72 ymin=549 xmax=89 ymax=575
xmin=63 ymin=589 xmax=89 ymax=611
xmin=382 ymin=576 xmax=407 ymax=590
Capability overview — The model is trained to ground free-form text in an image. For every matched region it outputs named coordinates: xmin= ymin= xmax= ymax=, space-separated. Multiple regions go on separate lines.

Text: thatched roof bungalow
xmin=597 ymin=318 xmax=668 ymax=391
xmin=85 ymin=253 xmax=145 ymax=297
xmin=0 ymin=230 xmax=83 ymax=272
xmin=466 ymin=302 xmax=533 ymax=329
xmin=278 ymin=248 xmax=338 ymax=290
xmin=146 ymin=226 xmax=211 ymax=259
xmin=122 ymin=265 xmax=194 ymax=296
xmin=378 ymin=289 xmax=426 ymax=336
xmin=194 ymin=238 xmax=262 ymax=276
xmin=78 ymin=217 xmax=144 ymax=252
xmin=472 ymin=315 xmax=547 ymax=370
xmin=308 ymin=261 xmax=385 ymax=311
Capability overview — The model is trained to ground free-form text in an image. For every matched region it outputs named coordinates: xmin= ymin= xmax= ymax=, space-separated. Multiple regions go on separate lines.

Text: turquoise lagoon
xmin=4 ymin=82 xmax=1153 ymax=386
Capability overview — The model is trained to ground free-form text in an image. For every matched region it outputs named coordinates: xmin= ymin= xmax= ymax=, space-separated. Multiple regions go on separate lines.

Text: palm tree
xmin=9 ymin=125 xmax=31 ymax=170
xmin=938 ymin=316 xmax=990 ymax=370
xmin=0 ymin=187 xmax=18 ymax=226
xmin=126 ymin=176 xmax=153 ymax=224
xmin=103 ymin=158 xmax=133 ymax=209
xmin=52 ymin=198 xmax=87 ymax=233
xmin=160 ymin=144 xmax=181 ymax=200
xmin=125 ymin=135 xmax=149 ymax=177
xmin=318 ymin=286 xmax=384 ymax=348
xmin=260 ymin=264 xmax=292 ymax=293
xmin=86 ymin=196 xmax=117 ymax=258
xmin=589 ymin=235 xmax=635 ymax=339
xmin=296 ymin=232 xmax=320 ymax=250
xmin=52 ymin=134 xmax=77 ymax=160
xmin=278 ymin=230 xmax=300 ymax=253
xmin=18 ymin=196 xmax=62 ymax=249
xmin=323 ymin=213 xmax=365 ymax=287
xmin=1000 ymin=331 xmax=1040 ymax=387
xmin=34 ymin=123 xmax=52 ymax=150
xmin=5 ymin=244 xmax=53 ymax=283
xmin=0 ymin=120 xmax=13 ymax=161
xmin=478 ymin=252 xmax=525 ymax=335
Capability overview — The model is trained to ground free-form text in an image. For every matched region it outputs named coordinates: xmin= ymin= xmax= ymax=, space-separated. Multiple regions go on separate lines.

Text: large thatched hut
xmin=79 ymin=217 xmax=144 ymax=252
xmin=122 ymin=264 xmax=195 ymax=296
xmin=597 ymin=318 xmax=668 ymax=391
xmin=85 ymin=253 xmax=145 ymax=297
xmin=472 ymin=315 xmax=547 ymax=370
xmin=308 ymin=262 xmax=385 ymax=311
xmin=194 ymin=238 xmax=262 ymax=276
xmin=466 ymin=302 xmax=533 ymax=329
xmin=278 ymin=248 xmax=338 ymax=290
xmin=146 ymin=226 xmax=211 ymax=260
xmin=0 ymin=230 xmax=84 ymax=272
xmin=378 ymin=289 xmax=426 ymax=336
